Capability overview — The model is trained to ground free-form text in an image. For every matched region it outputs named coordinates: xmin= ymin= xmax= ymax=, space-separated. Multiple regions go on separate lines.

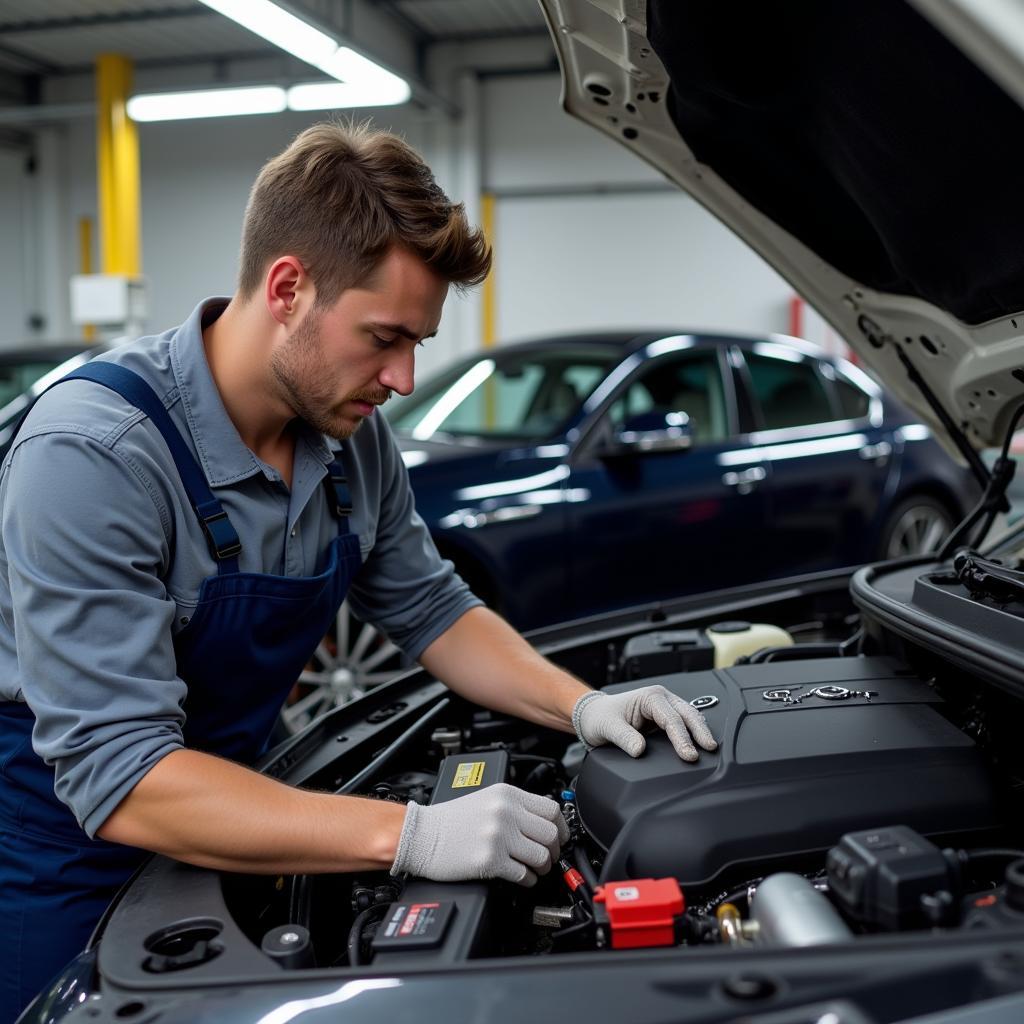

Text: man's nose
xmin=379 ymin=345 xmax=415 ymax=397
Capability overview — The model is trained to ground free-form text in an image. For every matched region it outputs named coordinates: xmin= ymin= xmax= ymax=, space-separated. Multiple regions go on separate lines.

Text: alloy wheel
xmin=280 ymin=600 xmax=405 ymax=734
xmin=884 ymin=502 xmax=952 ymax=559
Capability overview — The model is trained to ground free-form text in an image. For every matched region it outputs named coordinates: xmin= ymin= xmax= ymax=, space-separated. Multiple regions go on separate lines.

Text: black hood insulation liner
xmin=648 ymin=0 xmax=1024 ymax=326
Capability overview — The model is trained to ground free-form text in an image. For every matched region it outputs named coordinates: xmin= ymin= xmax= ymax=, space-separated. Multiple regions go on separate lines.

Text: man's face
xmin=270 ymin=245 xmax=448 ymax=440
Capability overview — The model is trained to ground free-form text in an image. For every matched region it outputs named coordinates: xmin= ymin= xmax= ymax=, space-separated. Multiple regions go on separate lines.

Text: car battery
xmin=371 ymin=749 xmax=510 ymax=964
xmin=618 ymin=630 xmax=715 ymax=681
xmin=430 ymin=749 xmax=510 ymax=804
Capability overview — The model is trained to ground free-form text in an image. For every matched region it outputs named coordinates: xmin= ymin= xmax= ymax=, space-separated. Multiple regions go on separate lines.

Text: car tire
xmin=876 ymin=495 xmax=956 ymax=560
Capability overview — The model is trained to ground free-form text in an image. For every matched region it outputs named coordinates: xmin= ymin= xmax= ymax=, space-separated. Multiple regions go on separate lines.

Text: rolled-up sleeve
xmin=345 ymin=421 xmax=482 ymax=660
xmin=0 ymin=429 xmax=186 ymax=837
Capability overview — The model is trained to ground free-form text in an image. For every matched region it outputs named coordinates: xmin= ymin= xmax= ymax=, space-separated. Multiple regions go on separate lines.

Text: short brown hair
xmin=238 ymin=121 xmax=491 ymax=304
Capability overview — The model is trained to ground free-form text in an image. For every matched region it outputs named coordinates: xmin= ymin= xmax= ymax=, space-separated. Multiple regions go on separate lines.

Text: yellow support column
xmin=480 ymin=192 xmax=497 ymax=349
xmin=78 ymin=217 xmax=96 ymax=341
xmin=96 ymin=54 xmax=140 ymax=276
xmin=480 ymin=192 xmax=497 ymax=428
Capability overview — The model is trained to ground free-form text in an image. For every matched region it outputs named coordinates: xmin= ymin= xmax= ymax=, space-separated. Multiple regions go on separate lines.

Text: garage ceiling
xmin=0 ymin=0 xmax=550 ymax=76
xmin=385 ymin=0 xmax=548 ymax=41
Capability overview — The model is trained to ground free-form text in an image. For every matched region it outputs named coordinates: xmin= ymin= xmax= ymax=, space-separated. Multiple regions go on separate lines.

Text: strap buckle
xmin=329 ymin=471 xmax=353 ymax=517
xmin=199 ymin=509 xmax=242 ymax=560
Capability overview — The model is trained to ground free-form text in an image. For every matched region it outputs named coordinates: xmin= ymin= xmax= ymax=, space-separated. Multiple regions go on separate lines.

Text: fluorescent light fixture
xmin=130 ymin=3 xmax=413 ymax=123
xmin=197 ymin=0 xmax=410 ymax=100
xmin=319 ymin=46 xmax=403 ymax=88
xmin=127 ymin=85 xmax=286 ymax=122
xmin=287 ymin=78 xmax=410 ymax=111
xmin=197 ymin=0 xmax=338 ymax=68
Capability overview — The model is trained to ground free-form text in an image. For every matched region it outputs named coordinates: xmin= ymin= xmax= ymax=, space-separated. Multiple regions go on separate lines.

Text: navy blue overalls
xmin=0 ymin=363 xmax=364 ymax=1020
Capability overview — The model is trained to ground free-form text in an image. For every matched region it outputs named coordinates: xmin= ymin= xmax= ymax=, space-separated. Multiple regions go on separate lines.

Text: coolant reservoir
xmin=705 ymin=621 xmax=793 ymax=668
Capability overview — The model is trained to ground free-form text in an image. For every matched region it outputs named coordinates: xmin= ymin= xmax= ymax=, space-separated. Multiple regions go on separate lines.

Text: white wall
xmin=493 ymin=190 xmax=795 ymax=341
xmin=481 ymin=72 xmax=795 ymax=343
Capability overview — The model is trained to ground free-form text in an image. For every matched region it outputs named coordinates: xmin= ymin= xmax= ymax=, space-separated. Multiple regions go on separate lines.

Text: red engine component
xmin=593 ymin=877 xmax=685 ymax=949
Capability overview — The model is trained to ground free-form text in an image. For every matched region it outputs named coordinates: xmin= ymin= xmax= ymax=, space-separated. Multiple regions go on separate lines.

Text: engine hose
xmin=346 ymin=903 xmax=390 ymax=966
xmin=288 ymin=874 xmax=313 ymax=931
xmin=965 ymin=848 xmax=1024 ymax=860
xmin=573 ymin=844 xmax=599 ymax=892
xmin=702 ymin=877 xmax=765 ymax=915
xmin=960 ymin=848 xmax=1024 ymax=868
xmin=549 ymin=909 xmax=596 ymax=946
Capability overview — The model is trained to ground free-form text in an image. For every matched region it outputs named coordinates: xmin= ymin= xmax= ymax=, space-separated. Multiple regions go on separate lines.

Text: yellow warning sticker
xmin=452 ymin=761 xmax=486 ymax=788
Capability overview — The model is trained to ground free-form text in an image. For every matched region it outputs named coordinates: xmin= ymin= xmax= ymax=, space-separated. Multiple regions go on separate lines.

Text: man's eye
xmin=373 ymin=335 xmax=397 ymax=348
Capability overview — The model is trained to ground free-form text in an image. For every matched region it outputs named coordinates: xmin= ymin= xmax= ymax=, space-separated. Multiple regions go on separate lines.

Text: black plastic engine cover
xmin=577 ymin=657 xmax=1000 ymax=888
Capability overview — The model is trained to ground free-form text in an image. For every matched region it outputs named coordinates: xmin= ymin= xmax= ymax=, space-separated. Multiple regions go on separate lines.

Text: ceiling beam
xmin=0 ymin=8 xmax=211 ymax=35
xmin=429 ymin=28 xmax=553 ymax=44
xmin=373 ymin=0 xmax=433 ymax=47
xmin=0 ymin=124 xmax=35 ymax=151
xmin=0 ymin=67 xmax=26 ymax=102
xmin=59 ymin=49 xmax=282 ymax=77
xmin=0 ymin=39 xmax=59 ymax=76
xmin=372 ymin=0 xmax=549 ymax=45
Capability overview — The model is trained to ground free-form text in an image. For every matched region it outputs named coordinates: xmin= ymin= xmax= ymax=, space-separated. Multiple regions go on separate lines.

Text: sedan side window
xmin=609 ymin=350 xmax=728 ymax=443
xmin=834 ymin=377 xmax=871 ymax=420
xmin=744 ymin=352 xmax=833 ymax=430
xmin=388 ymin=346 xmax=619 ymax=441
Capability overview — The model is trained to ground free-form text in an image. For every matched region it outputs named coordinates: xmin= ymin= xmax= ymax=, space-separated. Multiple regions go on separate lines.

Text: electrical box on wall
xmin=70 ymin=274 xmax=147 ymax=328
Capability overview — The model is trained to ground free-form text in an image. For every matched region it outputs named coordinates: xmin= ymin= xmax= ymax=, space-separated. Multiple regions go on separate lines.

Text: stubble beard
xmin=270 ymin=310 xmax=389 ymax=441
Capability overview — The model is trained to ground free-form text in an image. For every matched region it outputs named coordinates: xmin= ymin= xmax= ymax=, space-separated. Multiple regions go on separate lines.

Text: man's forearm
xmin=96 ymin=748 xmax=407 ymax=874
xmin=418 ymin=606 xmax=591 ymax=732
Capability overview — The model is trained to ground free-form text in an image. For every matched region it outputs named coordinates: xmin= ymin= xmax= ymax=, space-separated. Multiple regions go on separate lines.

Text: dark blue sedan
xmin=386 ymin=329 xmax=976 ymax=632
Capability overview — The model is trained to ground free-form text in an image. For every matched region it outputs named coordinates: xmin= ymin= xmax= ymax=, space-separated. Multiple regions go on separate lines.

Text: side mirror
xmin=601 ymin=411 xmax=694 ymax=456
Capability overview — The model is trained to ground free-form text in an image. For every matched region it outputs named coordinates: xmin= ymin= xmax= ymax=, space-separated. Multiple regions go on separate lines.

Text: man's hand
xmin=573 ymin=686 xmax=718 ymax=761
xmin=391 ymin=783 xmax=569 ymax=886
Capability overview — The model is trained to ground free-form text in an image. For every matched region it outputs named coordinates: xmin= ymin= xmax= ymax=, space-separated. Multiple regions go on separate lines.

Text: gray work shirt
xmin=0 ymin=298 xmax=480 ymax=838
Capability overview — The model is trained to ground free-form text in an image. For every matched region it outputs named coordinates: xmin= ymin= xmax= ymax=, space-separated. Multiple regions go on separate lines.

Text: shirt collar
xmin=169 ymin=297 xmax=335 ymax=487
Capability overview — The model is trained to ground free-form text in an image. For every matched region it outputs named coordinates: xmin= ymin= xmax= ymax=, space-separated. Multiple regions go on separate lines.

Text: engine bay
xmin=85 ymin=568 xmax=1024 ymax=1016
xmin=305 ymin=650 xmax=1020 ymax=969
xmin=121 ymin=634 xmax=1022 ymax=979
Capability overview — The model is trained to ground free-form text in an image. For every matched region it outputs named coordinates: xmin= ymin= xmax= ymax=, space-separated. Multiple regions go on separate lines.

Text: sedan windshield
xmin=387 ymin=345 xmax=620 ymax=441
xmin=0 ymin=354 xmax=78 ymax=408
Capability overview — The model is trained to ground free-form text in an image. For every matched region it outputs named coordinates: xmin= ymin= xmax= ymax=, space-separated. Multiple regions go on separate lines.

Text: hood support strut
xmin=856 ymin=315 xmax=989 ymax=487
xmin=891 ymin=344 xmax=991 ymax=489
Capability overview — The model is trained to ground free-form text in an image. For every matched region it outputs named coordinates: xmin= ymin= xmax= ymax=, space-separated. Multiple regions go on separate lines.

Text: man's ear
xmin=265 ymin=256 xmax=314 ymax=326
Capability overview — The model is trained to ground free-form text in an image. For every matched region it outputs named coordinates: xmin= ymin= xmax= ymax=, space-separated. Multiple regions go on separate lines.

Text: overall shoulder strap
xmin=322 ymin=454 xmax=353 ymax=536
xmin=60 ymin=363 xmax=241 ymax=572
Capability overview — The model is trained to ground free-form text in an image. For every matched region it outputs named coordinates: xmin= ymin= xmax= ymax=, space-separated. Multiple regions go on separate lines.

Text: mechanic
xmin=0 ymin=122 xmax=717 ymax=1017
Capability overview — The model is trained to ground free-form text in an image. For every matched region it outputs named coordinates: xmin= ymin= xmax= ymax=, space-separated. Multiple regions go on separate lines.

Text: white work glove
xmin=573 ymin=685 xmax=718 ymax=761
xmin=391 ymin=783 xmax=570 ymax=887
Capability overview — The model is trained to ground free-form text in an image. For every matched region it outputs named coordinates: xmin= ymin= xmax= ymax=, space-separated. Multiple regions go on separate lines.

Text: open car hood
xmin=539 ymin=0 xmax=1024 ymax=455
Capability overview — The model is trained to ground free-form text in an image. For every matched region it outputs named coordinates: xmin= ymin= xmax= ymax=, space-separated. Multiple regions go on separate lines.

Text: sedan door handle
xmin=722 ymin=466 xmax=766 ymax=495
xmin=859 ymin=441 xmax=892 ymax=464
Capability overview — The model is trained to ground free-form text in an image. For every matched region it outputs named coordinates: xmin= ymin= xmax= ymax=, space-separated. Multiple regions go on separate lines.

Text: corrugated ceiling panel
xmin=0 ymin=0 xmax=550 ymax=77
xmin=0 ymin=0 xmax=195 ymax=24
xmin=0 ymin=4 xmax=273 ymax=69
xmin=394 ymin=0 xmax=547 ymax=38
